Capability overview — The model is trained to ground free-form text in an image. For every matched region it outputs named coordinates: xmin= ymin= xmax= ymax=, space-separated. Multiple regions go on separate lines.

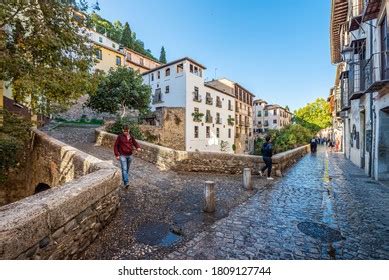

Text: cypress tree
xmin=159 ymin=46 xmax=167 ymax=64
xmin=121 ymin=22 xmax=133 ymax=48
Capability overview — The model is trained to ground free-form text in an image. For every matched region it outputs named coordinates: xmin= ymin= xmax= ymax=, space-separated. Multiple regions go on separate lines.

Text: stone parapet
xmin=96 ymin=127 xmax=309 ymax=175
xmin=0 ymin=129 xmax=121 ymax=259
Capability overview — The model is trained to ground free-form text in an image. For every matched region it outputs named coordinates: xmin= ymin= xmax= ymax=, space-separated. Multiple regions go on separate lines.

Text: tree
xmin=121 ymin=22 xmax=133 ymax=49
xmin=0 ymin=0 xmax=97 ymax=119
xmin=111 ymin=20 xmax=123 ymax=43
xmin=159 ymin=46 xmax=167 ymax=64
xmin=294 ymin=98 xmax=332 ymax=131
xmin=86 ymin=67 xmax=151 ymax=117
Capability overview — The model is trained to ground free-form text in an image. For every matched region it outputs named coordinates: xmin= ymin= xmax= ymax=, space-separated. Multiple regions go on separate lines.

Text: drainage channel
xmin=297 ymin=151 xmax=345 ymax=259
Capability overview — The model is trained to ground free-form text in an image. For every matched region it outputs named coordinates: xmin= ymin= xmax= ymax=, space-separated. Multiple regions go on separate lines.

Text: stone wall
xmin=140 ymin=107 xmax=185 ymax=151
xmin=0 ymin=129 xmax=121 ymax=259
xmin=96 ymin=127 xmax=310 ymax=176
xmin=1 ymin=129 xmax=104 ymax=206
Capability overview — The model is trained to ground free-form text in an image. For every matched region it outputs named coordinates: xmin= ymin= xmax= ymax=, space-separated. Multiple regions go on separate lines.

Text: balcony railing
xmin=206 ymin=97 xmax=213 ymax=105
xmin=152 ymin=95 xmax=163 ymax=104
xmin=236 ymin=106 xmax=240 ymax=113
xmin=216 ymin=118 xmax=222 ymax=124
xmin=205 ymin=115 xmax=213 ymax=123
xmin=244 ymin=120 xmax=250 ymax=127
xmin=193 ymin=92 xmax=202 ymax=102
xmin=340 ymin=72 xmax=350 ymax=111
xmin=228 ymin=105 xmax=233 ymax=111
xmin=216 ymin=99 xmax=222 ymax=108
xmin=364 ymin=51 xmax=389 ymax=93
xmin=348 ymin=59 xmax=367 ymax=99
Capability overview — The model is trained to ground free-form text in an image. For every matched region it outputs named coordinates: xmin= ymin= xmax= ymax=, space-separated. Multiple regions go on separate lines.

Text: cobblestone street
xmin=44 ymin=126 xmax=275 ymax=259
xmin=45 ymin=126 xmax=389 ymax=260
xmin=168 ymin=146 xmax=389 ymax=260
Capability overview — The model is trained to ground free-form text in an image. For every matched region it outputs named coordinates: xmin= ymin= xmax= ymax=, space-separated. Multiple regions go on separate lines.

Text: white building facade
xmin=253 ymin=100 xmax=292 ymax=135
xmin=330 ymin=0 xmax=389 ymax=183
xmin=142 ymin=58 xmax=236 ymax=153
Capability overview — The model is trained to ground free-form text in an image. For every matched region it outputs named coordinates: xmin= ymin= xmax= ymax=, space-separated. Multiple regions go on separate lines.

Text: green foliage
xmin=0 ymin=110 xmax=32 ymax=182
xmin=86 ymin=66 xmax=152 ymax=117
xmin=111 ymin=20 xmax=123 ymax=42
xmin=227 ymin=116 xmax=235 ymax=126
xmin=54 ymin=117 xmax=103 ymax=125
xmin=220 ymin=140 xmax=229 ymax=152
xmin=192 ymin=111 xmax=204 ymax=122
xmin=159 ymin=46 xmax=167 ymax=64
xmin=1 ymin=0 xmax=98 ymax=116
xmin=294 ymin=98 xmax=331 ymax=132
xmin=89 ymin=13 xmax=157 ymax=60
xmin=120 ymin=22 xmax=133 ymax=49
xmin=232 ymin=144 xmax=236 ymax=152
xmin=253 ymin=124 xmax=314 ymax=155
xmin=107 ymin=117 xmax=144 ymax=140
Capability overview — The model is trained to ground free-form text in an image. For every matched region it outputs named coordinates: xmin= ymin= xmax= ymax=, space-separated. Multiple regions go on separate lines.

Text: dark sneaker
xmin=125 ymin=184 xmax=130 ymax=189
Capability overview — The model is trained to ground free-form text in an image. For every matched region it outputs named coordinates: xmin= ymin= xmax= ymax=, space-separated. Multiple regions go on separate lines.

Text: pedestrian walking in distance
xmin=310 ymin=137 xmax=318 ymax=153
xmin=114 ymin=124 xmax=141 ymax=188
xmin=259 ymin=135 xmax=274 ymax=180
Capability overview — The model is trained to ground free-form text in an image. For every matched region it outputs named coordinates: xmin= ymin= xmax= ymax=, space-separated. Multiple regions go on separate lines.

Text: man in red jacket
xmin=114 ymin=124 xmax=141 ymax=188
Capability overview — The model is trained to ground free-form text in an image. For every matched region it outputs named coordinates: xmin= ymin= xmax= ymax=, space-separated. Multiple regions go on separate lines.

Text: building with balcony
xmin=88 ymin=29 xmax=161 ymax=73
xmin=253 ymin=100 xmax=292 ymax=135
xmin=206 ymin=78 xmax=255 ymax=154
xmin=330 ymin=0 xmax=389 ymax=183
xmin=142 ymin=58 xmax=236 ymax=153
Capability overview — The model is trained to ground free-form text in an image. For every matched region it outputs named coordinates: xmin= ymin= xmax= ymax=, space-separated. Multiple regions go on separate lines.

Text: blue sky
xmin=96 ymin=0 xmax=334 ymax=111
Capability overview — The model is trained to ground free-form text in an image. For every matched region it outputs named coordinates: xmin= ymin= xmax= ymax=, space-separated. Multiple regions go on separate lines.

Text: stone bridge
xmin=1 ymin=126 xmax=388 ymax=260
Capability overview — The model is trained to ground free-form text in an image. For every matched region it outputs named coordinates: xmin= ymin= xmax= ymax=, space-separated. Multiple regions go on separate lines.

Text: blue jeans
xmin=119 ymin=155 xmax=133 ymax=185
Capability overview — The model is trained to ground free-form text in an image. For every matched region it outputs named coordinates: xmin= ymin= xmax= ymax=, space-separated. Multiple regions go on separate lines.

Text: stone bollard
xmin=243 ymin=168 xmax=253 ymax=191
xmin=203 ymin=181 xmax=216 ymax=213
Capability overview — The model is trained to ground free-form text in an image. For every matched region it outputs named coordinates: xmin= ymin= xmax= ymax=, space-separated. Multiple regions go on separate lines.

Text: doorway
xmin=360 ymin=110 xmax=366 ymax=169
xmin=378 ymin=107 xmax=389 ymax=183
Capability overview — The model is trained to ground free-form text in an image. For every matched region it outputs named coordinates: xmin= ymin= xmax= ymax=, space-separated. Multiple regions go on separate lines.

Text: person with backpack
xmin=114 ymin=124 xmax=141 ymax=188
xmin=259 ymin=135 xmax=274 ymax=180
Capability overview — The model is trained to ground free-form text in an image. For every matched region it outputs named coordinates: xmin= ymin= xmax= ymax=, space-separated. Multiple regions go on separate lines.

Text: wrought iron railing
xmin=152 ymin=94 xmax=163 ymax=104
xmin=205 ymin=115 xmax=213 ymax=123
xmin=364 ymin=51 xmax=389 ymax=90
xmin=193 ymin=92 xmax=202 ymax=102
xmin=206 ymin=97 xmax=213 ymax=105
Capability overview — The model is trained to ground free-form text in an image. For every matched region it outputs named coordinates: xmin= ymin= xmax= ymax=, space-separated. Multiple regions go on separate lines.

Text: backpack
xmin=261 ymin=143 xmax=272 ymax=157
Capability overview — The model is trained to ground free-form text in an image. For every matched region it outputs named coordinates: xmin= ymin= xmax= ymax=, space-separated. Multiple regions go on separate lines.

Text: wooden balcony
xmin=349 ymin=3 xmax=363 ymax=31
xmin=362 ymin=0 xmax=382 ymax=22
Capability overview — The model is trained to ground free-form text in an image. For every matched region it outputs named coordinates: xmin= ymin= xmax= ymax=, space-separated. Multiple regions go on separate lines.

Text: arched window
xmin=165 ymin=68 xmax=170 ymax=76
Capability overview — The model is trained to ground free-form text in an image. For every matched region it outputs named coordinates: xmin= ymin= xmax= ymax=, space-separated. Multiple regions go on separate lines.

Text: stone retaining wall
xmin=0 ymin=129 xmax=121 ymax=259
xmin=96 ymin=127 xmax=309 ymax=175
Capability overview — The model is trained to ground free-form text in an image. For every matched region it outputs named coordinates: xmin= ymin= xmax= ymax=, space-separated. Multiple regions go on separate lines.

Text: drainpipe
xmin=368 ymin=22 xmax=374 ymax=177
